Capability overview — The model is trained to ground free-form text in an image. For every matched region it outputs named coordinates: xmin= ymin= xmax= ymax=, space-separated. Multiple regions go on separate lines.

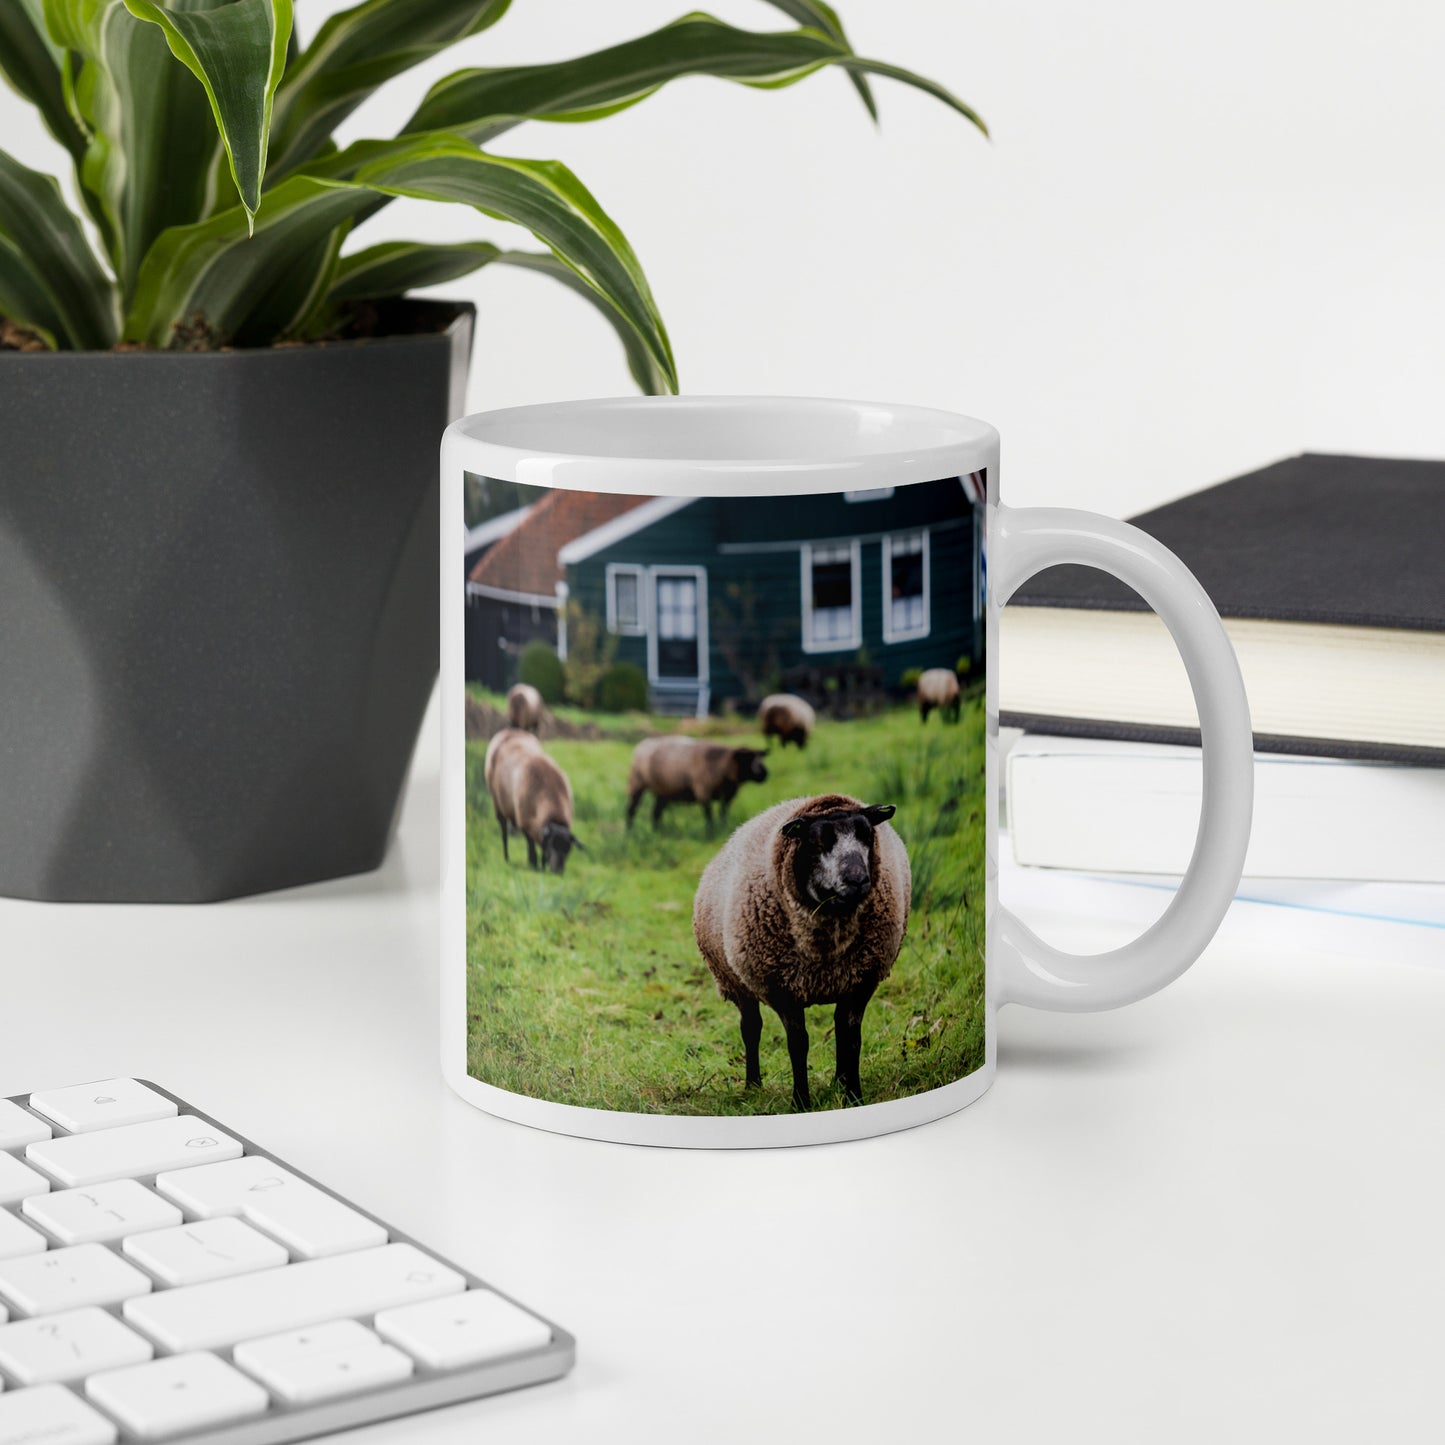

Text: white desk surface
xmin=4 ymin=697 xmax=1444 ymax=1445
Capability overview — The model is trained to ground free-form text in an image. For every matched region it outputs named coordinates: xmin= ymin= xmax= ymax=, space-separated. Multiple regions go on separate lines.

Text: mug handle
xmin=992 ymin=505 xmax=1254 ymax=1010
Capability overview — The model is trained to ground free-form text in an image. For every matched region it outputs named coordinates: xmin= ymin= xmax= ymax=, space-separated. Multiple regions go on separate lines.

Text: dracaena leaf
xmin=757 ymin=0 xmax=876 ymax=118
xmin=0 ymin=0 xmax=87 ymax=159
xmin=328 ymin=239 xmax=502 ymax=301
xmin=123 ymin=134 xmax=676 ymax=393
xmin=122 ymin=0 xmax=292 ymax=228
xmin=403 ymin=12 xmax=985 ymax=143
xmin=269 ymin=0 xmax=511 ymax=176
xmin=326 ymin=240 xmax=672 ymax=393
xmin=483 ymin=250 xmax=675 ymax=396
xmin=43 ymin=0 xmax=238 ymax=295
xmin=0 ymin=148 xmax=118 ymax=349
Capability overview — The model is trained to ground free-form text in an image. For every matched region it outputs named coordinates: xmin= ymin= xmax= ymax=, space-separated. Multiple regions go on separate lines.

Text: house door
xmin=650 ymin=569 xmax=706 ymax=682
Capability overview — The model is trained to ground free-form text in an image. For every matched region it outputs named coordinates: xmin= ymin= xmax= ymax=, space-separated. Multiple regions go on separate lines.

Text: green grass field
xmin=465 ymin=693 xmax=986 ymax=1115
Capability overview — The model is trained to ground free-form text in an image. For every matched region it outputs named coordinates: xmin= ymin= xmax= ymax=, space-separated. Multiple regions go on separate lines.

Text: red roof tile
xmin=469 ymin=490 xmax=643 ymax=596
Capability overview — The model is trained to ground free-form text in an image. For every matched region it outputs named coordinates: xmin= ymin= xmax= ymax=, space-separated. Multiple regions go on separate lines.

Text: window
xmin=883 ymin=530 xmax=930 ymax=642
xmin=606 ymin=563 xmax=645 ymax=634
xmin=802 ymin=540 xmax=861 ymax=652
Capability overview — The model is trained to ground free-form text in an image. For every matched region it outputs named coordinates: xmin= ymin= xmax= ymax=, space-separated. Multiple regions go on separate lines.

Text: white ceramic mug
xmin=440 ymin=398 xmax=1253 ymax=1147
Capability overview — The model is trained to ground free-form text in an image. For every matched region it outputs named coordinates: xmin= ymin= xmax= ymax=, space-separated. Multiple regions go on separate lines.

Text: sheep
xmin=758 ymin=693 xmax=815 ymax=750
xmin=693 ymin=793 xmax=909 ymax=1109
xmin=917 ymin=667 xmax=961 ymax=724
xmin=506 ymin=682 xmax=545 ymax=733
xmin=625 ymin=736 xmax=768 ymax=835
xmin=483 ymin=727 xmax=583 ymax=874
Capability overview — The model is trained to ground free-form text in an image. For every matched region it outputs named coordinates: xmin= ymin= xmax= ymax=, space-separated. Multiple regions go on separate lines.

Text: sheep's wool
xmin=694 ymin=794 xmax=911 ymax=1008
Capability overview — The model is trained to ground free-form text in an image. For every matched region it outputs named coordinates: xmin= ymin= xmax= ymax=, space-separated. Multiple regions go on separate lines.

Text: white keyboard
xmin=0 ymin=1081 xmax=572 ymax=1444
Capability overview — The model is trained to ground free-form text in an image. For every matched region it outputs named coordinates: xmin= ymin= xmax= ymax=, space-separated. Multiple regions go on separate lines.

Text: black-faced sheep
xmin=693 ymin=793 xmax=909 ymax=1109
xmin=758 ymin=693 xmax=816 ymax=750
xmin=506 ymin=682 xmax=545 ymax=732
xmin=917 ymin=667 xmax=961 ymax=724
xmin=626 ymin=736 xmax=769 ymax=835
xmin=483 ymin=727 xmax=583 ymax=874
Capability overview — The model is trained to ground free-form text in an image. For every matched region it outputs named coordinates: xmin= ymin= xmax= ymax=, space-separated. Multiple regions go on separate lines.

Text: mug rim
xmin=443 ymin=395 xmax=998 ymax=496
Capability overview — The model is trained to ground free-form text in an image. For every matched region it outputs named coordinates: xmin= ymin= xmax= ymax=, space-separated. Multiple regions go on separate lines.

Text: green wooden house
xmin=558 ymin=474 xmax=984 ymax=715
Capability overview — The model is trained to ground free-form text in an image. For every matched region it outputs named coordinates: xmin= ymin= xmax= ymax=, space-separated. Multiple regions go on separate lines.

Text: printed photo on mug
xmin=460 ymin=471 xmax=988 ymax=1117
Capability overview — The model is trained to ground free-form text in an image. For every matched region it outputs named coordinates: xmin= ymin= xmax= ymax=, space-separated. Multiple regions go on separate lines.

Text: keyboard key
xmin=123 ymin=1217 xmax=288 ymax=1287
xmin=23 ymin=1181 xmax=181 ymax=1246
xmin=28 ymin=1080 xmax=177 ymax=1135
xmin=0 ymin=1306 xmax=154 ymax=1384
xmin=26 ymin=1117 xmax=241 ymax=1188
xmin=0 ymin=1102 xmax=51 ymax=1151
xmin=376 ymin=1290 xmax=553 ymax=1370
xmin=0 ymin=1211 xmax=47 ymax=1261
xmin=0 ymin=1383 xmax=117 ymax=1445
xmin=156 ymin=1157 xmax=386 ymax=1259
xmin=124 ymin=1243 xmax=464 ymax=1352
xmin=235 ymin=1321 xmax=414 ymax=1405
xmin=0 ymin=1155 xmax=50 ymax=1207
xmin=0 ymin=1244 xmax=153 ymax=1318
xmin=86 ymin=1351 xmax=268 ymax=1440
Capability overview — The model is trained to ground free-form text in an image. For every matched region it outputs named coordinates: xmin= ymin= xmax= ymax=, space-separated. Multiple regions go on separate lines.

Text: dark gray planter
xmin=0 ymin=301 xmax=472 ymax=902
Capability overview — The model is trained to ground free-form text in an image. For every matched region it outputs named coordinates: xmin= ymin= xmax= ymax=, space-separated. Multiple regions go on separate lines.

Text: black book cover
xmin=1002 ymin=452 xmax=1445 ymax=763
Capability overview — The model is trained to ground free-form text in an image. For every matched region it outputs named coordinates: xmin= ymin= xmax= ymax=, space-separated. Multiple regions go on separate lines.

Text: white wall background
xmin=5 ymin=0 xmax=1445 ymax=516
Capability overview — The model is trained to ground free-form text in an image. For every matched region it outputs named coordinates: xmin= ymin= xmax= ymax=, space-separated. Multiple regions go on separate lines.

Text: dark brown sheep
xmin=483 ymin=727 xmax=583 ymax=874
xmin=625 ymin=736 xmax=768 ymax=835
xmin=693 ymin=793 xmax=910 ymax=1109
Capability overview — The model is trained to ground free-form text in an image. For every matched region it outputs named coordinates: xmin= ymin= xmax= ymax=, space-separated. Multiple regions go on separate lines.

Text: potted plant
xmin=0 ymin=0 xmax=982 ymax=903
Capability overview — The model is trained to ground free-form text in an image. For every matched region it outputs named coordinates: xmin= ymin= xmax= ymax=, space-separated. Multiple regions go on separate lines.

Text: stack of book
xmin=1001 ymin=453 xmax=1445 ymax=882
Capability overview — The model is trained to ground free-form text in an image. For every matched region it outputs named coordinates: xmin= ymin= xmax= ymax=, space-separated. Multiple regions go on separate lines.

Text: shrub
xmin=518 ymin=641 xmax=565 ymax=704
xmin=599 ymin=661 xmax=649 ymax=713
xmin=562 ymin=604 xmax=615 ymax=709
xmin=956 ymin=656 xmax=972 ymax=677
xmin=900 ymin=667 xmax=924 ymax=690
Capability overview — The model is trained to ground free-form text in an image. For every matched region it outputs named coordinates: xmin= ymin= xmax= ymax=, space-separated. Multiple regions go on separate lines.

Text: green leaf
xmin=0 ymin=237 xmax=62 ymax=348
xmin=403 ymin=12 xmax=984 ymax=143
xmin=122 ymin=0 xmax=292 ymax=227
xmin=124 ymin=134 xmax=676 ymax=392
xmin=0 ymin=0 xmax=88 ymax=158
xmin=327 ymin=240 xmax=673 ymax=393
xmin=0 ymin=148 xmax=118 ymax=349
xmin=269 ymin=0 xmax=511 ymax=176
xmin=758 ymin=0 xmax=876 ymax=119
xmin=487 ymin=250 xmax=675 ymax=396
xmin=44 ymin=0 xmax=238 ymax=296
xmin=328 ymin=239 xmax=501 ymax=301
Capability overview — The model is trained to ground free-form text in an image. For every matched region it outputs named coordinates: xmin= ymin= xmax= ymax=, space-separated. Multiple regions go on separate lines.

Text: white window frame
xmin=800 ymin=539 xmax=862 ymax=654
xmin=646 ymin=565 xmax=709 ymax=686
xmin=881 ymin=529 xmax=931 ymax=644
xmin=605 ymin=563 xmax=647 ymax=635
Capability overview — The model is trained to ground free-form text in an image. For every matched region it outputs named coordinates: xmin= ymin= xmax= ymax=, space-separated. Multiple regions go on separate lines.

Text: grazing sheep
xmin=626 ymin=736 xmax=769 ymax=834
xmin=693 ymin=793 xmax=909 ymax=1109
xmin=758 ymin=693 xmax=816 ymax=750
xmin=506 ymin=682 xmax=545 ymax=732
xmin=917 ymin=667 xmax=961 ymax=724
xmin=483 ymin=727 xmax=583 ymax=874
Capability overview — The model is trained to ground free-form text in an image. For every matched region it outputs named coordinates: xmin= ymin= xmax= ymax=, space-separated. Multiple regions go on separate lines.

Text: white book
xmin=1006 ymin=733 xmax=1445 ymax=882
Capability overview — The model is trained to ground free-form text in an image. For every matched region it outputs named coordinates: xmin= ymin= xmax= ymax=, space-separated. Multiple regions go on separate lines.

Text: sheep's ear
xmin=780 ymin=818 xmax=811 ymax=839
xmin=862 ymin=804 xmax=897 ymax=827
xmin=570 ymin=833 xmax=587 ymax=852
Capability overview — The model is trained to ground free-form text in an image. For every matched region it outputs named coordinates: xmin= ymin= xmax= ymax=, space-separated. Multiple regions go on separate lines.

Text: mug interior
xmin=446 ymin=396 xmax=997 ymax=494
